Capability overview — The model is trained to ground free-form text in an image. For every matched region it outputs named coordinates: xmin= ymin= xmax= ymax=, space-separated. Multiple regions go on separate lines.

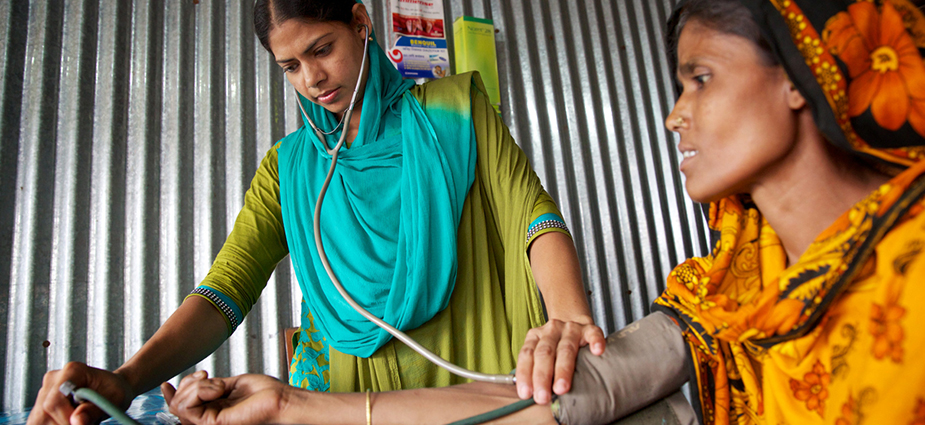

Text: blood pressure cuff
xmin=552 ymin=312 xmax=694 ymax=425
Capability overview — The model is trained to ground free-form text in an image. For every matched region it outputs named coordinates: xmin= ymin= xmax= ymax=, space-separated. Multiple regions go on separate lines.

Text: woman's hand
xmin=515 ymin=317 xmax=605 ymax=405
xmin=163 ymin=371 xmax=290 ymax=425
xmin=27 ymin=362 xmax=135 ymax=425
xmin=524 ymin=232 xmax=605 ymax=404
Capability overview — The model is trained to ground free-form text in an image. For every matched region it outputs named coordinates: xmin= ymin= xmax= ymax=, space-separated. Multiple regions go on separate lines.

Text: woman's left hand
xmin=515 ymin=317 xmax=605 ymax=405
xmin=162 ymin=371 xmax=290 ymax=425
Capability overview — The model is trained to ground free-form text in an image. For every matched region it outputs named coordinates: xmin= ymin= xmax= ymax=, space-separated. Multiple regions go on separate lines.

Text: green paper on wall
xmin=453 ymin=16 xmax=501 ymax=112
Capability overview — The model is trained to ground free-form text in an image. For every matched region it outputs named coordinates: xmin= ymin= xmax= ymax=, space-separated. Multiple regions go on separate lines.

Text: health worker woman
xmin=26 ymin=1 xmax=604 ymax=424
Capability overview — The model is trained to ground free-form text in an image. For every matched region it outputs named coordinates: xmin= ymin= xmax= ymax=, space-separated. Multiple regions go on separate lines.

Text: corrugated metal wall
xmin=0 ymin=0 xmax=707 ymax=411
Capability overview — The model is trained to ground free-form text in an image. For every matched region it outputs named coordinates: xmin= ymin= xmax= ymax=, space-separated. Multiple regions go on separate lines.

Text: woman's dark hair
xmin=667 ymin=0 xmax=778 ymax=70
xmin=254 ymin=0 xmax=356 ymax=55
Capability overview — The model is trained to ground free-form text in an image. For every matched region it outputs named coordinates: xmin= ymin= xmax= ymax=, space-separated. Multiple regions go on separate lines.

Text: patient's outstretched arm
xmin=164 ymin=374 xmax=556 ymax=425
xmin=164 ymin=313 xmax=689 ymax=425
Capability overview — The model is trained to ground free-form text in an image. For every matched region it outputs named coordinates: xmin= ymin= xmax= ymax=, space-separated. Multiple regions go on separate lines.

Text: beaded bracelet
xmin=189 ymin=286 xmax=241 ymax=331
xmin=525 ymin=216 xmax=569 ymax=245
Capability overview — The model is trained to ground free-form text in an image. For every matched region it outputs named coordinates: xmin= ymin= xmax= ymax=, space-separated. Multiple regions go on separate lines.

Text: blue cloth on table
xmin=0 ymin=388 xmax=171 ymax=425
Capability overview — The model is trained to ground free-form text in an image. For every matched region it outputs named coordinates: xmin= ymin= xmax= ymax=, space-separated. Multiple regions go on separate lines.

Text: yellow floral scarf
xmin=656 ymin=1 xmax=925 ymax=423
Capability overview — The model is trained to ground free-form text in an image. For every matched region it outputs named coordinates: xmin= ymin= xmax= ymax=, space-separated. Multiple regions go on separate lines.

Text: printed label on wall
xmin=388 ymin=0 xmax=449 ymax=79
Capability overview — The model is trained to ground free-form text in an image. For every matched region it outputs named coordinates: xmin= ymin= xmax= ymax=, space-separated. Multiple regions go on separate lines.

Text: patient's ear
xmin=786 ymin=77 xmax=806 ymax=110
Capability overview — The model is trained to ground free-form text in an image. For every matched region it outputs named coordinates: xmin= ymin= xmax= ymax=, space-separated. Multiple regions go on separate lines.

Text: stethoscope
xmin=296 ymin=24 xmax=515 ymax=386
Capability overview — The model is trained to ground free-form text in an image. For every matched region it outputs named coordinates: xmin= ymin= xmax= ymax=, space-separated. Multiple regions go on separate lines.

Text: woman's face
xmin=269 ymin=7 xmax=370 ymax=117
xmin=666 ymin=20 xmax=804 ymax=203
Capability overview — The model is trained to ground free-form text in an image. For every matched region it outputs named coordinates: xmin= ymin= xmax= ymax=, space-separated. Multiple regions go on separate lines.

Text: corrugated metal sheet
xmin=0 ymin=0 xmax=706 ymax=411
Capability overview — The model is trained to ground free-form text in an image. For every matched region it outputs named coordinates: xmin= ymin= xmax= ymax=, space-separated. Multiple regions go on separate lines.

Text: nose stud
xmin=675 ymin=117 xmax=685 ymax=127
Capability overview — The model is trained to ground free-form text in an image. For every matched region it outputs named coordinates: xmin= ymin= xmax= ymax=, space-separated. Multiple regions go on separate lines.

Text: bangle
xmin=366 ymin=389 xmax=372 ymax=425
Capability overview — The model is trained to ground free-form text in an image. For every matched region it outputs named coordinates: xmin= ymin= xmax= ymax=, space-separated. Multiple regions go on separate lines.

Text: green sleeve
xmin=527 ymin=191 xmax=571 ymax=246
xmin=468 ymin=82 xmax=570 ymax=253
xmin=187 ymin=142 xmax=290 ymax=333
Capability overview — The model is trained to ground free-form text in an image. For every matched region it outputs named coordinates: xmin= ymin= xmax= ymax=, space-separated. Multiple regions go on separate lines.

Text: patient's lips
xmin=678 ymin=144 xmax=698 ymax=171
xmin=678 ymin=143 xmax=698 ymax=158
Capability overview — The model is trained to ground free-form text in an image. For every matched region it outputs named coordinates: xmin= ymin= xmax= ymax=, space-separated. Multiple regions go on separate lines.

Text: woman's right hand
xmin=27 ymin=362 xmax=134 ymax=425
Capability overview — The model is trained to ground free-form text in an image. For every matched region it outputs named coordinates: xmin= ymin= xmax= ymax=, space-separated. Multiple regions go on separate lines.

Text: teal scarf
xmin=276 ymin=32 xmax=476 ymax=358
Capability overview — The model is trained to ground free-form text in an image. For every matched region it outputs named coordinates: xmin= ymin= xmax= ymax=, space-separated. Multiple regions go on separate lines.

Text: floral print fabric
xmin=656 ymin=0 xmax=925 ymax=423
xmin=656 ymin=162 xmax=925 ymax=424
xmin=825 ymin=1 xmax=925 ymax=136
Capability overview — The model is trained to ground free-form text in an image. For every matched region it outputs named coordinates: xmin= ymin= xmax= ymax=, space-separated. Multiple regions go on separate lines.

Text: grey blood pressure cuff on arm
xmin=553 ymin=312 xmax=693 ymax=425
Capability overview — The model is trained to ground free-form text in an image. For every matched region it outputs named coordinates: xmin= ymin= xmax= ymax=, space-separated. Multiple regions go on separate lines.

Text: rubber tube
xmin=58 ymin=382 xmax=141 ymax=425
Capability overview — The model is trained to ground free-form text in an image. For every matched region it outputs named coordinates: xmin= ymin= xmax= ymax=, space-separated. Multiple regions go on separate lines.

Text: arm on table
xmin=165 ymin=313 xmax=689 ymax=425
xmin=166 ymin=373 xmax=556 ymax=425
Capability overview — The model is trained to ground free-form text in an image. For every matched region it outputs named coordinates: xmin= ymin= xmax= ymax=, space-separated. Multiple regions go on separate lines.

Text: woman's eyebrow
xmin=275 ymin=32 xmax=333 ymax=64
xmin=677 ymin=61 xmax=698 ymax=78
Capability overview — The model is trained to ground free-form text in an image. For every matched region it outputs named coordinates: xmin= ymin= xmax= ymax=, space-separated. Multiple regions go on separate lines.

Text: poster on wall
xmin=387 ymin=0 xmax=449 ymax=79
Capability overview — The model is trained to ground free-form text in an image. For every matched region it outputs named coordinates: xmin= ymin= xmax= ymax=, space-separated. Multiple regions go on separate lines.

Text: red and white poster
xmin=388 ymin=0 xmax=449 ymax=79
xmin=391 ymin=0 xmax=445 ymax=39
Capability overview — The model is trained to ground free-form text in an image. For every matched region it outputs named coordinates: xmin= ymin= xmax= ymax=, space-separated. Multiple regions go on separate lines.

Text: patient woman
xmin=165 ymin=0 xmax=925 ymax=423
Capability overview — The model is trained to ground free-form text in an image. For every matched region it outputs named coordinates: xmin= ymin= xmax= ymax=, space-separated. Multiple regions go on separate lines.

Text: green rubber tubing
xmin=58 ymin=381 xmax=141 ymax=425
xmin=444 ymin=397 xmax=540 ymax=425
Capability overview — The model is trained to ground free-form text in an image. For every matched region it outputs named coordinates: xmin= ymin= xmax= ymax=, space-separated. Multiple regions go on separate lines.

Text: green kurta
xmin=190 ymin=73 xmax=569 ymax=393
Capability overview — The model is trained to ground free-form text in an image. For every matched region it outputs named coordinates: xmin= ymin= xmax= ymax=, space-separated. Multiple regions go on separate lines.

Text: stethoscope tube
xmin=301 ymin=24 xmax=515 ymax=386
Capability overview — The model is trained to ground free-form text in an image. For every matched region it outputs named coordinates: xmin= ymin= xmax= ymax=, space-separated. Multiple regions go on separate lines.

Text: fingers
xmin=531 ymin=322 xmax=576 ymax=404
xmin=515 ymin=329 xmax=540 ymax=400
xmin=161 ymin=382 xmax=177 ymax=405
xmin=46 ymin=366 xmax=81 ymax=425
xmin=583 ymin=324 xmax=607 ymax=356
xmin=169 ymin=370 xmax=230 ymax=424
xmin=516 ymin=321 xmax=605 ymax=405
xmin=530 ymin=329 xmax=560 ymax=404
xmin=169 ymin=372 xmax=208 ymax=423
xmin=28 ymin=363 xmax=101 ymax=425
xmin=71 ymin=403 xmax=102 ymax=425
xmin=550 ymin=324 xmax=605 ymax=396
xmin=518 ymin=321 xmax=564 ymax=405
xmin=551 ymin=326 xmax=581 ymax=396
xmin=28 ymin=378 xmax=71 ymax=425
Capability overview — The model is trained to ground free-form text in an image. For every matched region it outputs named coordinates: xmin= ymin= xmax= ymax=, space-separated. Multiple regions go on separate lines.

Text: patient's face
xmin=666 ymin=20 xmax=798 ymax=203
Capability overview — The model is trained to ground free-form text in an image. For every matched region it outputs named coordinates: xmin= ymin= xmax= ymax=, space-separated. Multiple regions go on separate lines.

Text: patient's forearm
xmin=280 ymin=382 xmax=556 ymax=425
